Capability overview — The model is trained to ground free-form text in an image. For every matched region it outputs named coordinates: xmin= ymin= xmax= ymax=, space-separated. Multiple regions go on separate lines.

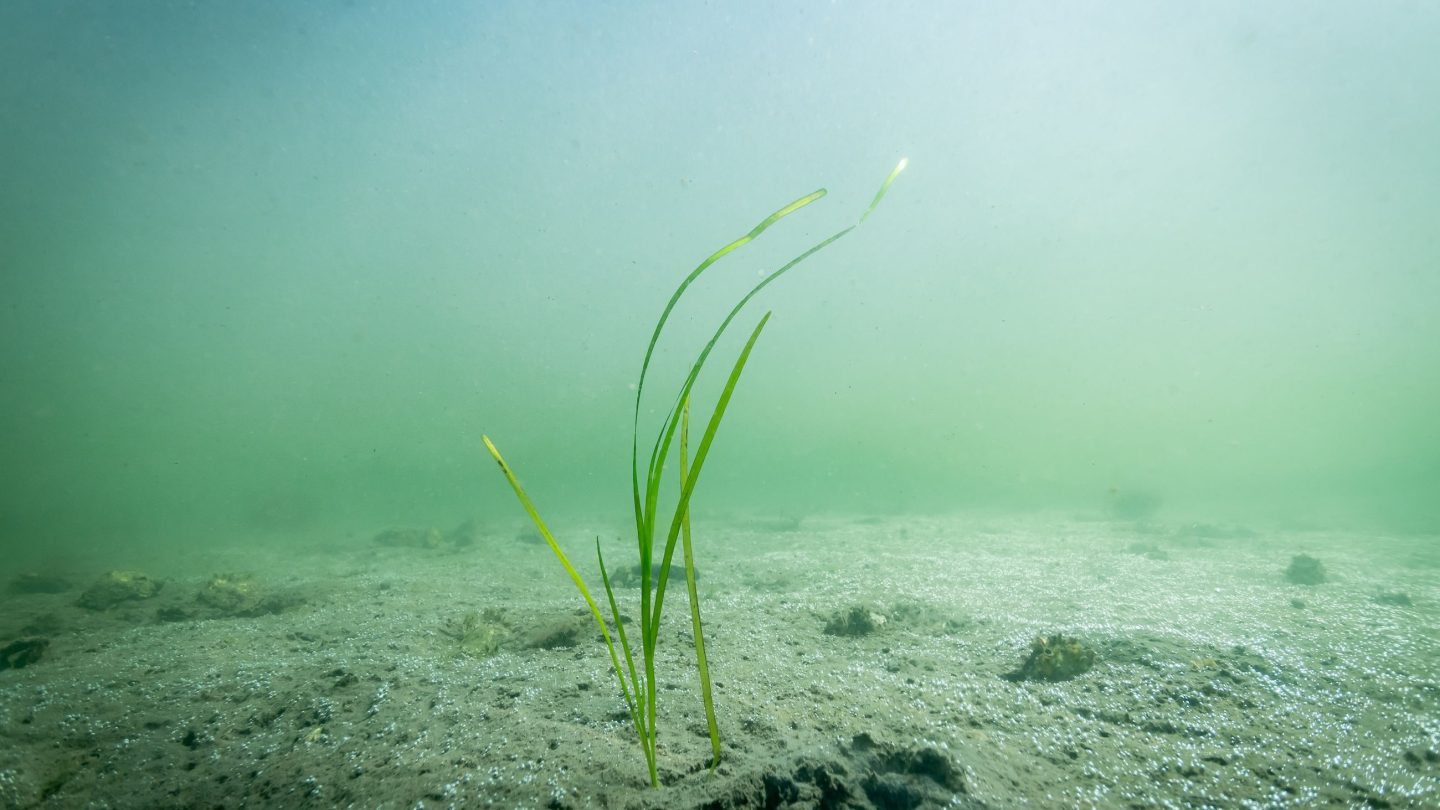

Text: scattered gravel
xmin=1 ymin=515 xmax=1435 ymax=808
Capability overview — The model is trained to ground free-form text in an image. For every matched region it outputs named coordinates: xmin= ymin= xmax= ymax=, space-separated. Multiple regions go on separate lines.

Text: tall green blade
xmin=480 ymin=437 xmax=640 ymax=736
xmin=641 ymin=226 xmax=852 ymax=516
xmin=597 ymin=540 xmax=655 ymax=785
xmin=646 ymin=156 xmax=910 ymax=635
xmin=640 ymin=157 xmax=910 ymax=547
xmin=860 ymin=156 xmax=908 ymax=223
xmin=649 ymin=313 xmax=770 ymax=645
xmin=679 ymin=398 xmax=721 ymax=769
xmin=630 ymin=190 xmax=827 ymax=552
xmin=641 ymin=312 xmax=771 ymax=764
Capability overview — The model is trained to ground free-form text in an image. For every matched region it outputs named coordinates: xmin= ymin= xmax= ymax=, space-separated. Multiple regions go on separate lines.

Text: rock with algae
xmin=440 ymin=609 xmax=511 ymax=658
xmin=0 ymin=638 xmax=49 ymax=670
xmin=197 ymin=573 xmax=265 ymax=615
xmin=1006 ymin=633 xmax=1097 ymax=682
xmin=76 ymin=570 xmax=163 ymax=610
xmin=373 ymin=520 xmax=479 ymax=550
xmin=1284 ymin=554 xmax=1327 ymax=585
xmin=823 ymin=605 xmax=888 ymax=637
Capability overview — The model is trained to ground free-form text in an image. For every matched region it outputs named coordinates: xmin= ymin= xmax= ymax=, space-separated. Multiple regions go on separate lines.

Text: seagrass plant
xmin=482 ymin=158 xmax=906 ymax=786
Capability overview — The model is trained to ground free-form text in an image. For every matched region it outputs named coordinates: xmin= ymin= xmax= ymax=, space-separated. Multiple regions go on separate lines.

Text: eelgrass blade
xmin=597 ymin=539 xmax=656 ymax=785
xmin=643 ymin=312 xmax=772 ymax=764
xmin=640 ymin=228 xmax=851 ymax=542
xmin=860 ymin=157 xmax=908 ymax=223
xmin=679 ymin=397 xmax=721 ymax=769
xmin=640 ymin=158 xmax=910 ymax=550
xmin=628 ymin=190 xmax=828 ymax=740
xmin=597 ymin=540 xmax=643 ymax=720
xmin=649 ymin=313 xmax=770 ymax=647
xmin=643 ymin=159 xmax=909 ymax=744
xmin=480 ymin=436 xmax=649 ymax=777
xmin=630 ymin=190 xmax=828 ymax=555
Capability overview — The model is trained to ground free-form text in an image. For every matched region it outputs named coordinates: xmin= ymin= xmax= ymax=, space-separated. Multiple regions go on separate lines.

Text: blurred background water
xmin=3 ymin=1 xmax=1437 ymax=561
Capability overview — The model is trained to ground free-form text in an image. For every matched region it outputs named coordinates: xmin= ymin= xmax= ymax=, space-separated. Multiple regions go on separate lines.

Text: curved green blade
xmin=630 ymin=190 xmax=827 ymax=551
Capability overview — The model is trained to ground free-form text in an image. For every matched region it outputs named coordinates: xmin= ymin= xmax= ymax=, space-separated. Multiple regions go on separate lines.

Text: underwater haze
xmin=3 ymin=1 xmax=1439 ymax=553
xmin=3 ymin=3 xmax=1440 ymax=809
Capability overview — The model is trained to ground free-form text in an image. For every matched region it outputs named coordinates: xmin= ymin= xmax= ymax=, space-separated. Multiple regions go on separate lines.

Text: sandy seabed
xmin=2 ymin=514 xmax=1437 ymax=809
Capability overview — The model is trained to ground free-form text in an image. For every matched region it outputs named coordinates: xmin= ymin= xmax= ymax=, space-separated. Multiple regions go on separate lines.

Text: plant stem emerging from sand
xmin=680 ymin=397 xmax=720 ymax=770
xmin=482 ymin=159 xmax=906 ymax=786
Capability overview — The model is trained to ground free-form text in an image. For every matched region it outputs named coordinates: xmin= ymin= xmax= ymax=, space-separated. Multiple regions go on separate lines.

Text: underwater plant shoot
xmin=482 ymin=159 xmax=908 ymax=786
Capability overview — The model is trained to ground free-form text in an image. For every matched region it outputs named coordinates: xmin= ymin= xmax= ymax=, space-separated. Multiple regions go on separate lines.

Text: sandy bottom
xmin=2 ymin=515 xmax=1437 ymax=809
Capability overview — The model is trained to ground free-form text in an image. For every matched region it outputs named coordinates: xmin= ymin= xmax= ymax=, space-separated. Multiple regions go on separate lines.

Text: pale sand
xmin=2 ymin=515 xmax=1436 ymax=808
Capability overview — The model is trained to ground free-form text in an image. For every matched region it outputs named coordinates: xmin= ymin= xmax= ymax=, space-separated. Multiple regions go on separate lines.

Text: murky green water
xmin=3 ymin=3 xmax=1437 ymax=573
